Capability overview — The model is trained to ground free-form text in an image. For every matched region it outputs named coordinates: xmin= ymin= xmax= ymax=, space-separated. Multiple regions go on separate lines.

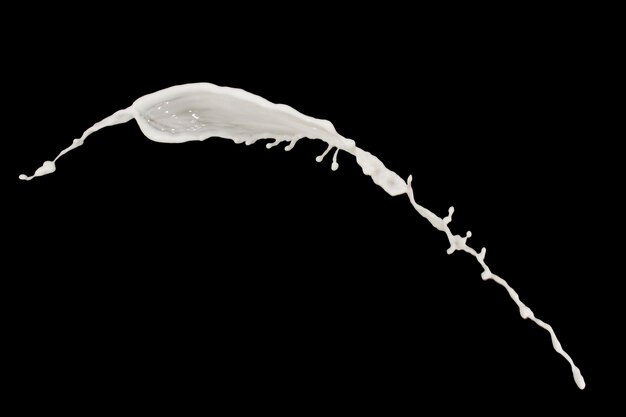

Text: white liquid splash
xmin=19 ymin=82 xmax=585 ymax=389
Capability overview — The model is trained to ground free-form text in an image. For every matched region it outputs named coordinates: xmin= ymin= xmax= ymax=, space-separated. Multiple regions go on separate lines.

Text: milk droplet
xmin=331 ymin=148 xmax=340 ymax=171
xmin=573 ymin=366 xmax=586 ymax=390
xmin=481 ymin=270 xmax=493 ymax=280
xmin=520 ymin=306 xmax=533 ymax=319
xmin=316 ymin=144 xmax=333 ymax=163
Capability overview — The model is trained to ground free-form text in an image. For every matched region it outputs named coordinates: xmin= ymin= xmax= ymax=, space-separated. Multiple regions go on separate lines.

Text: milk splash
xmin=20 ymin=82 xmax=585 ymax=389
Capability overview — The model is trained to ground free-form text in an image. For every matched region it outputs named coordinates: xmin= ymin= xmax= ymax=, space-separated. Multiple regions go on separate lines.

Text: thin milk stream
xmin=20 ymin=82 xmax=585 ymax=390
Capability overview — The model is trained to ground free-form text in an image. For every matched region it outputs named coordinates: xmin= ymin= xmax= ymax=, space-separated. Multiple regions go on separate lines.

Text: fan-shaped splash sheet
xmin=20 ymin=82 xmax=585 ymax=390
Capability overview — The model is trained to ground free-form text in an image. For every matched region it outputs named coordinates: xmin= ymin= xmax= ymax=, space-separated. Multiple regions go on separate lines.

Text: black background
xmin=6 ymin=5 xmax=618 ymax=413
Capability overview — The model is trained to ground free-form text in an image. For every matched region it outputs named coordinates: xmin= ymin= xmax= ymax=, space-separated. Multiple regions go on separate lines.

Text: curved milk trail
xmin=19 ymin=82 xmax=585 ymax=389
xmin=406 ymin=178 xmax=586 ymax=389
xmin=18 ymin=109 xmax=134 ymax=181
